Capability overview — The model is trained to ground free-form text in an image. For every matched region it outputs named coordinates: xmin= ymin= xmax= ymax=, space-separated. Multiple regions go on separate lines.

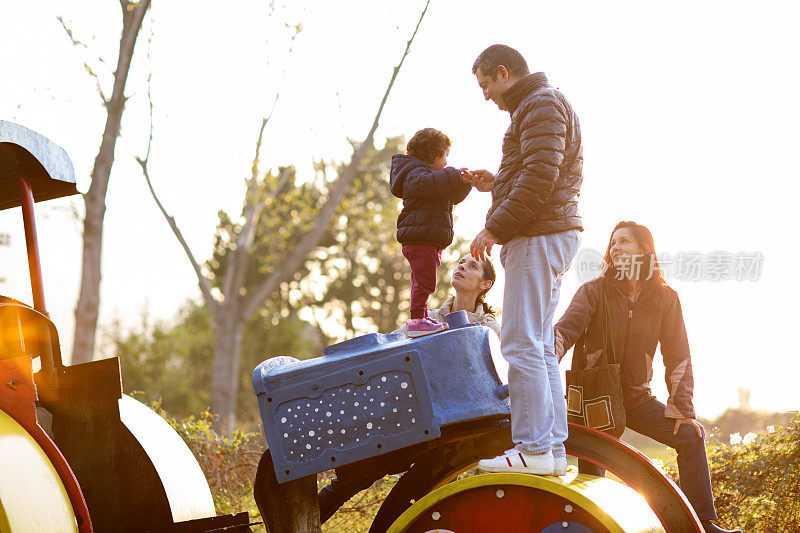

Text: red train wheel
xmin=388 ymin=473 xmax=664 ymax=533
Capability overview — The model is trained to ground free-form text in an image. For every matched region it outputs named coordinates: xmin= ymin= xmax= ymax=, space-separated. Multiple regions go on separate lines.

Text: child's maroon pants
xmin=402 ymin=244 xmax=443 ymax=319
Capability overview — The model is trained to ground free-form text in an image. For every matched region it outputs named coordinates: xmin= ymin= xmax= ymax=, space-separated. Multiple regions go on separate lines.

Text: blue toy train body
xmin=252 ymin=324 xmax=509 ymax=483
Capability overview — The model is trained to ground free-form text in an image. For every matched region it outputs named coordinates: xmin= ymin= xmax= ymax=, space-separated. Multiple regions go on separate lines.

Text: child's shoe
xmin=477 ymin=449 xmax=556 ymax=475
xmin=406 ymin=317 xmax=447 ymax=338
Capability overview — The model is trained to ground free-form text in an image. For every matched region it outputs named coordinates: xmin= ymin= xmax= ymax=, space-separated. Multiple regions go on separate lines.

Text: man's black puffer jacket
xmin=486 ymin=72 xmax=583 ymax=243
xmin=390 ymin=154 xmax=471 ymax=248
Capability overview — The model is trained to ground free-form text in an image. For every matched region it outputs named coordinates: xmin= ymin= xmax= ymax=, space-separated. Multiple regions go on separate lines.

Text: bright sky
xmin=1 ymin=0 xmax=798 ymax=419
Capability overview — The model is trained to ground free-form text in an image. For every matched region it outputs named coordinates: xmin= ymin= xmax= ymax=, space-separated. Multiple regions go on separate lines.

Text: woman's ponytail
xmin=475 ymin=259 xmax=497 ymax=316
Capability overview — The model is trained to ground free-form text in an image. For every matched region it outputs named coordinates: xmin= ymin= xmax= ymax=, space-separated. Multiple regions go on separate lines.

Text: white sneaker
xmin=477 ymin=449 xmax=555 ymax=475
xmin=553 ymin=456 xmax=567 ymax=476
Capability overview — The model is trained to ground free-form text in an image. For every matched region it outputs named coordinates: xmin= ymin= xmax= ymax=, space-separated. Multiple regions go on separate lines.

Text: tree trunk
xmin=211 ymin=305 xmax=245 ymax=434
xmin=70 ymin=0 xmax=150 ymax=365
xmin=71 ymin=190 xmax=107 ymax=364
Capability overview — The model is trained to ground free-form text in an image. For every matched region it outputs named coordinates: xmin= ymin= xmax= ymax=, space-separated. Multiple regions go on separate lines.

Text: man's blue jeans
xmin=500 ymin=230 xmax=580 ymax=459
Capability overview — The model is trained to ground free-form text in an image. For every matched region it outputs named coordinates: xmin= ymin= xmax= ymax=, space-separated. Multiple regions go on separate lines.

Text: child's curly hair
xmin=406 ymin=128 xmax=451 ymax=164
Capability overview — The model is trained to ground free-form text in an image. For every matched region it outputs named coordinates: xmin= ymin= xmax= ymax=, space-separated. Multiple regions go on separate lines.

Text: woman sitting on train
xmin=554 ymin=221 xmax=741 ymax=533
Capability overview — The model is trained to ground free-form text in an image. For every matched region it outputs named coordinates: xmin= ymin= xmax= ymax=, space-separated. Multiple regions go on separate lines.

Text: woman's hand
xmin=673 ymin=417 xmax=704 ymax=438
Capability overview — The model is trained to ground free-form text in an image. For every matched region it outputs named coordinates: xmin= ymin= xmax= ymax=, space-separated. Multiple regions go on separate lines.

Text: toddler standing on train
xmin=390 ymin=128 xmax=473 ymax=337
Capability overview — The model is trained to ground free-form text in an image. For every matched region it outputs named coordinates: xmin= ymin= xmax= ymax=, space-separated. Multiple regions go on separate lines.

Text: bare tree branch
xmin=135 ymin=28 xmax=221 ymax=322
xmin=116 ymin=1 xmax=150 ymax=97
xmin=221 ymin=165 xmax=291 ymax=300
xmin=366 ymin=0 xmax=431 ymax=145
xmin=56 ymin=16 xmax=110 ymax=104
xmin=241 ymin=0 xmax=432 ymax=320
xmin=135 ymin=2 xmax=303 ymax=328
xmin=136 ymin=155 xmax=220 ymax=321
xmin=247 ymin=20 xmax=302 ymax=192
xmin=221 ymin=21 xmax=302 ymax=305
xmin=55 ymin=16 xmax=113 ymax=72
xmin=268 ymin=167 xmax=292 ymax=202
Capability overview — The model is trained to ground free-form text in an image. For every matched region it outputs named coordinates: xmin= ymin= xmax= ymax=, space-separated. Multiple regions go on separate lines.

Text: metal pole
xmin=18 ymin=177 xmax=47 ymax=314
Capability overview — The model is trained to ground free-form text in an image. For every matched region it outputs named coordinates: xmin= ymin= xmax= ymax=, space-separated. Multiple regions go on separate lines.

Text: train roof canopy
xmin=0 ymin=120 xmax=78 ymax=211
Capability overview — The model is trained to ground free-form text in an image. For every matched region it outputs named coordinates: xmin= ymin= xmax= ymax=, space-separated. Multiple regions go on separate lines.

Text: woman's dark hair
xmin=475 ymin=258 xmax=497 ymax=315
xmin=406 ymin=128 xmax=451 ymax=164
xmin=472 ymin=44 xmax=530 ymax=79
xmin=602 ymin=221 xmax=666 ymax=289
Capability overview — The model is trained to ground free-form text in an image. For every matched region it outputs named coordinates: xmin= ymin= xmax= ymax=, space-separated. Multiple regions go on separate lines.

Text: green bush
xmin=706 ymin=415 xmax=800 ymax=532
xmin=154 ymin=403 xmax=800 ymax=532
xmin=319 ymin=472 xmax=400 ymax=533
xmin=151 ymin=403 xmax=264 ymax=521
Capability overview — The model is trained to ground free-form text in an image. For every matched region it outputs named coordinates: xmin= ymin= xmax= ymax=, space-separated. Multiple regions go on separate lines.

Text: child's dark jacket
xmin=390 ymin=154 xmax=471 ymax=248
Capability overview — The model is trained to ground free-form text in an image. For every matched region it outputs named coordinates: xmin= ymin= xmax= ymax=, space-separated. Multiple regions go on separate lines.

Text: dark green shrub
xmin=706 ymin=416 xmax=800 ymax=532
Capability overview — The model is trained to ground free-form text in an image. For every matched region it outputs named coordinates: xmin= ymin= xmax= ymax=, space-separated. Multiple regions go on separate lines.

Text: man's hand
xmin=470 ymin=169 xmax=495 ymax=192
xmin=673 ymin=418 xmax=704 ymax=438
xmin=470 ymin=228 xmax=499 ymax=262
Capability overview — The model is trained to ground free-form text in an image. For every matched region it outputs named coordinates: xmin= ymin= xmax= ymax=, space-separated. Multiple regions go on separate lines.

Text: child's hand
xmin=459 ymin=168 xmax=473 ymax=184
xmin=471 ymin=169 xmax=495 ymax=192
